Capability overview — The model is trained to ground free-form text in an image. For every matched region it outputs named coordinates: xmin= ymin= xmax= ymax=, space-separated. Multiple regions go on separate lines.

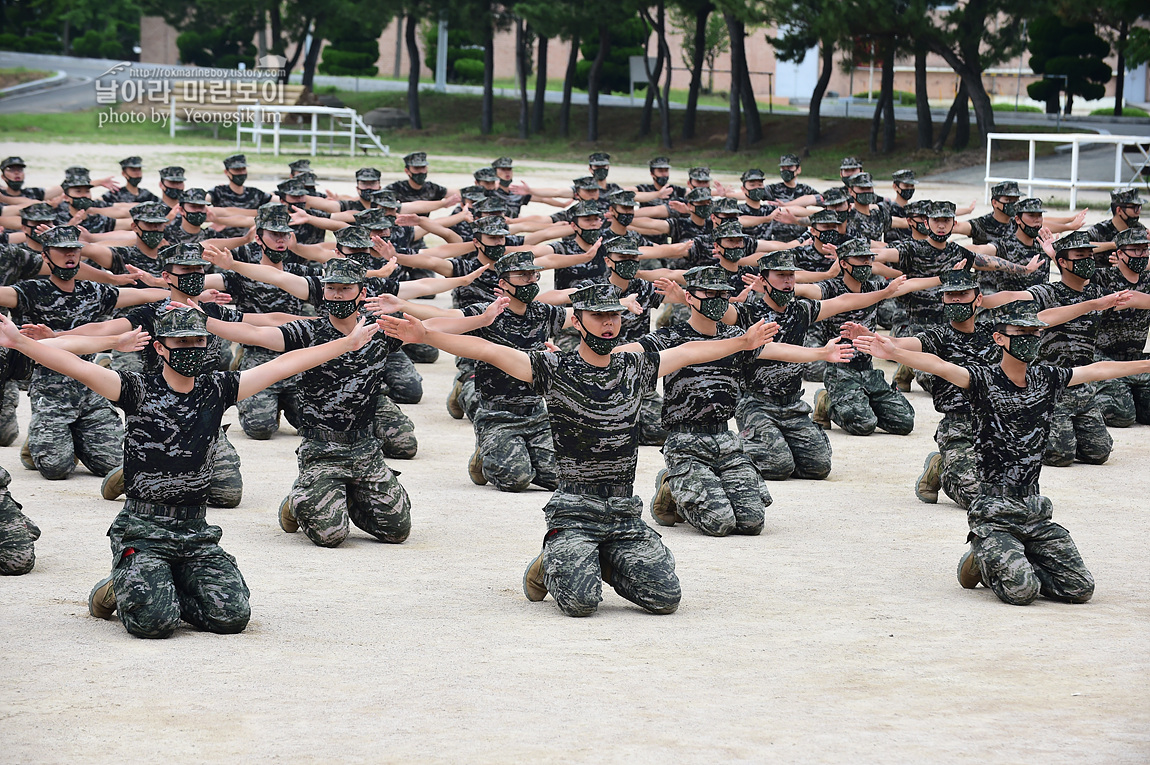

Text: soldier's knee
xmin=840 ymin=417 xmax=877 ymax=436
xmin=883 ymin=419 xmax=915 ymax=436
xmin=691 ymin=513 xmax=735 ymax=537
xmin=36 ymin=457 xmax=75 ymax=481
xmin=1042 ymin=447 xmax=1075 ymax=467
xmin=208 ymin=486 xmax=243 ymax=508
xmin=1064 ymin=580 xmax=1095 ymax=603
xmin=121 ymin=604 xmax=181 ymax=639
xmin=757 ymin=451 xmax=796 ymax=481
xmin=736 ymin=519 xmax=764 ymax=536
xmin=300 ymin=516 xmax=349 ymax=548
xmin=1075 ymin=442 xmax=1111 ymax=464
xmin=201 ymin=603 xmax=251 ymax=634
xmin=380 ymin=434 xmax=418 ymax=460
xmin=997 ymin=574 xmax=1041 ymax=606
xmin=0 ymin=549 xmax=35 ymax=575
xmin=555 ymin=593 xmax=599 ymax=617
xmin=1103 ymin=411 xmax=1135 ymax=428
xmin=371 ymin=517 xmax=411 ymax=544
xmin=640 ymin=582 xmax=681 ymax=615
xmin=387 ymin=384 xmax=423 ymax=405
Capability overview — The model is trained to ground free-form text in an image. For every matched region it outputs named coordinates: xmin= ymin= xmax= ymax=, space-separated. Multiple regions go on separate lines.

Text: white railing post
xmin=273 ymin=111 xmax=280 ymax=156
xmin=349 ymin=109 xmax=357 ymax=156
xmin=311 ymin=113 xmax=317 ymax=156
xmin=1069 ymin=139 xmax=1080 ymax=210
xmin=1027 ymin=140 xmax=1036 ymax=197
xmin=169 ymin=97 xmax=175 ymax=139
xmin=1115 ymin=141 xmax=1124 ymax=187
xmin=254 ymin=104 xmax=262 ymax=153
xmin=984 ymin=136 xmax=993 ymax=203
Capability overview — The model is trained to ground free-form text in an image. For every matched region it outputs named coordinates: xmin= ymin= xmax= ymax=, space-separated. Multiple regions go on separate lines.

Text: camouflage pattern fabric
xmin=637 ymin=387 xmax=667 ymax=446
xmin=1027 ymin=281 xmax=1105 ymax=368
xmin=472 ymin=402 xmax=558 ymax=492
xmin=876 ymin=297 xmax=908 ymax=332
xmin=208 ymin=183 xmax=271 ymax=210
xmin=967 ymin=494 xmax=1094 ymax=606
xmin=109 ymin=349 xmax=145 ymax=373
xmin=0 ymin=380 xmax=19 ymax=447
xmin=402 ymin=343 xmax=440 ymax=364
xmin=207 ymin=427 xmax=243 ymax=508
xmin=0 ymin=467 xmax=38 ymax=576
xmin=28 ymin=372 xmax=123 ymax=479
xmin=383 ymin=350 xmax=423 ymax=404
xmin=553 ymin=325 xmax=581 ymax=352
xmin=452 ymin=362 xmax=480 ymax=421
xmin=373 ymin=394 xmax=418 ymax=460
xmin=1094 ymin=367 xmax=1150 ymax=427
xmin=287 ymin=437 xmax=411 ymax=548
xmin=735 ymin=393 xmax=831 ymax=480
xmin=895 ymin=240 xmax=974 ymax=326
xmin=987 ymin=235 xmax=1049 ymax=292
xmin=539 ymin=491 xmax=680 ymax=617
xmin=236 ymin=345 xmax=299 ymax=440
xmin=1044 ymin=383 xmax=1112 ymax=467
xmin=845 ymin=204 xmax=892 ymax=242
xmin=935 ymin=414 xmax=977 ymax=510
xmin=822 ymin=364 xmax=915 ymax=436
xmin=967 ymin=212 xmax=1014 ymax=246
xmin=108 ymin=507 xmax=250 ymax=638
xmin=661 ymin=430 xmax=770 ymax=536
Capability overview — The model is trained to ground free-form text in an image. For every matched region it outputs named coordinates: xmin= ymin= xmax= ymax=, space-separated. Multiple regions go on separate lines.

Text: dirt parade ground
xmin=0 ymin=142 xmax=1147 ymax=763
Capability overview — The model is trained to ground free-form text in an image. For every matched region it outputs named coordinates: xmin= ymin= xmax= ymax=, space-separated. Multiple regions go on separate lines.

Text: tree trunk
xmin=532 ymin=36 xmax=548 ymax=134
xmin=269 ymin=0 xmax=284 ymax=55
xmin=639 ymin=3 xmax=667 ymax=138
xmin=1114 ymin=20 xmax=1127 ymax=116
xmin=587 ymin=24 xmax=610 ymax=142
xmin=954 ymin=82 xmax=970 ymax=149
xmin=927 ymin=39 xmax=997 ymax=143
xmin=405 ymin=14 xmax=422 ymax=130
xmin=934 ymin=87 xmax=962 ymax=151
xmin=559 ymin=36 xmax=579 ymax=138
xmin=683 ymin=4 xmax=710 ymax=140
xmin=881 ymin=40 xmax=896 ymax=153
xmin=723 ymin=13 xmax=742 ymax=152
xmin=658 ymin=6 xmax=674 ymax=149
xmin=301 ymin=23 xmax=323 ymax=89
xmin=517 ymin=20 xmax=530 ymax=140
xmin=482 ymin=27 xmax=495 ymax=135
xmin=869 ymin=89 xmax=885 ymax=154
xmin=639 ymin=3 xmax=672 ymax=148
xmin=62 ymin=18 xmax=70 ymax=56
xmin=914 ymin=43 xmax=932 ymax=149
xmin=283 ymin=17 xmax=312 ymax=84
xmin=807 ymin=37 xmax=834 ymax=148
xmin=729 ymin=16 xmax=761 ymax=144
xmin=1063 ymin=92 xmax=1074 ymax=116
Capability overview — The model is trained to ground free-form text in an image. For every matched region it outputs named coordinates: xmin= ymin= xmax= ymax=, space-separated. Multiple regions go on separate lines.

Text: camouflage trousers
xmin=877 ymin=297 xmax=908 ymax=331
xmin=452 ymin=358 xmax=479 ymax=422
xmin=29 ymin=372 xmax=123 ymax=480
xmin=107 ymin=506 xmax=250 ymax=638
xmin=287 ymin=435 xmax=411 ymax=548
xmin=0 ymin=379 xmax=20 ymax=447
xmin=891 ymin=321 xmax=935 ymax=394
xmin=637 ymin=387 xmax=667 ymax=446
xmin=934 ymin=414 xmax=977 ymax=510
xmin=374 ymin=394 xmax=418 ymax=460
xmin=383 ymin=351 xmax=423 ymax=404
xmin=236 ymin=345 xmax=300 ymax=440
xmin=539 ymin=490 xmax=680 ymax=617
xmin=823 ymin=364 xmax=915 ymax=436
xmin=402 ymin=342 xmax=440 ymax=364
xmin=802 ymin=324 xmax=827 ymax=383
xmin=661 ymin=430 xmax=770 ymax=536
xmin=967 ymin=494 xmax=1094 ymax=606
xmin=109 ymin=349 xmax=144 ymax=373
xmin=0 ymin=468 xmax=38 ymax=576
xmin=735 ymin=392 xmax=831 ymax=481
xmin=1044 ymin=383 xmax=1112 ymax=467
xmin=1094 ymin=366 xmax=1150 ymax=428
xmin=472 ymin=401 xmax=558 ymax=492
xmin=207 ymin=427 xmax=243 ymax=508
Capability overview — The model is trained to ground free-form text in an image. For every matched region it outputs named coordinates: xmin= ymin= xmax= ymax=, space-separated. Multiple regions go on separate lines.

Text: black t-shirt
xmin=0 ymin=243 xmax=43 ymax=286
xmin=210 ymin=184 xmax=272 ymax=210
xmin=530 ymin=349 xmax=660 ymax=486
xmin=220 ymin=262 xmax=315 ymax=317
xmin=735 ymin=297 xmax=821 ymax=397
xmin=764 ymin=181 xmax=817 ymax=203
xmin=549 ymin=237 xmax=607 ymax=291
xmin=126 ymin=299 xmax=244 ymax=374
xmin=110 ymin=244 xmax=164 ymax=287
xmin=101 ymin=186 xmax=161 ymax=204
xmin=279 ymin=317 xmax=402 ymax=432
xmin=53 ymin=206 xmax=116 ymax=234
xmin=447 ymin=252 xmax=501 ymax=309
xmin=461 ymin=300 xmax=565 ymax=408
xmin=1093 ymin=268 xmax=1150 ymax=359
xmin=1084 ymin=219 xmax=1119 ymax=243
xmin=116 ymin=370 xmax=240 ymax=506
xmin=494 ymin=188 xmax=531 ymax=218
xmin=896 ymin=240 xmax=974 ymax=326
xmin=988 ymin=235 xmax=1048 ymax=292
xmin=616 ymin=278 xmax=663 ymax=344
xmin=385 ymin=179 xmax=447 ymax=203
xmin=967 ymin=213 xmax=1014 ymax=246
xmin=916 ymin=325 xmax=1002 ymax=413
xmin=13 ymin=279 xmax=119 ymax=335
xmin=1027 ymin=281 xmax=1105 ymax=367
xmin=162 ymin=218 xmax=228 ymax=245
xmin=792 ymin=243 xmax=835 ymax=273
xmin=639 ymin=322 xmax=755 ymax=428
xmin=818 ymin=276 xmax=886 ymax=370
xmin=845 ymin=205 xmax=892 ymax=242
xmin=965 ymin=364 xmax=1073 ymax=488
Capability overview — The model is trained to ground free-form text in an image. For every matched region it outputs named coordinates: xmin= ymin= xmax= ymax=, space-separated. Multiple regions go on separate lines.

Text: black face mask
xmin=359 ymin=188 xmax=374 ymax=201
xmin=577 ymin=227 xmax=602 ymax=245
xmin=855 ymin=191 xmax=878 ymax=206
xmin=5 ymin=179 xmax=24 ymax=191
xmin=68 ymin=195 xmax=94 ymax=211
xmin=184 ymin=211 xmax=207 ymax=227
xmin=409 ymin=172 xmax=428 ymax=185
xmin=611 ymin=259 xmax=640 ymax=280
xmin=22 ymin=225 xmax=42 ymax=244
xmin=505 ymin=282 xmax=539 ymax=304
xmin=162 ymin=185 xmax=183 ymax=203
xmin=163 ymin=345 xmax=209 ymax=377
xmin=579 ymin=328 xmax=619 ymax=356
xmin=928 ymin=226 xmax=951 ymax=243
xmin=323 ymin=295 xmax=361 ymax=319
xmin=477 ymin=242 xmax=505 ymax=261
xmin=125 ymin=175 xmax=141 ymax=188
xmin=138 ymin=230 xmax=164 ymax=249
xmin=1016 ymin=220 xmax=1041 ymax=239
xmin=943 ymin=298 xmax=976 ymax=323
xmin=746 ymin=188 xmax=766 ymax=202
xmin=614 ymin=212 xmax=634 ymax=227
xmin=592 ymin=168 xmax=609 ymax=181
xmin=816 ymin=229 xmax=844 ymax=247
xmin=693 ymin=204 xmax=712 ymax=219
xmin=1122 ymin=254 xmax=1148 ymax=274
xmin=780 ymin=169 xmax=796 ymax=182
xmin=499 ymin=177 xmax=511 ymax=188
xmin=1119 ymin=207 xmax=1141 ymax=226
xmin=897 ymin=188 xmax=915 ymax=201
xmin=230 ymin=173 xmax=247 ymax=186
xmin=997 ymin=200 xmax=1017 ymax=217
xmin=693 ymin=294 xmax=729 ymax=321
xmin=653 ymin=176 xmax=669 ymax=188
xmin=767 ymin=285 xmax=795 ymax=308
xmin=1004 ymin=334 xmax=1041 ymax=364
xmin=263 ymin=244 xmax=286 ymax=264
xmin=846 ymin=262 xmax=872 ymax=282
xmin=720 ymin=245 xmax=745 ymax=262
xmin=914 ymin=221 xmax=931 ymax=236
xmin=173 ymin=272 xmax=205 ymax=296
xmin=345 ymin=249 xmax=373 ymax=268
xmin=1063 ymin=256 xmax=1096 ymax=280
xmin=47 ymin=256 xmax=79 ymax=281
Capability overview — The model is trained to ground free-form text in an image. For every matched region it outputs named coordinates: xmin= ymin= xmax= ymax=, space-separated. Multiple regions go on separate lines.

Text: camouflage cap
xmin=40 ymin=225 xmax=83 ymax=249
xmin=606 ymin=189 xmax=636 ymax=207
xmin=605 ymin=236 xmax=641 ymax=256
xmin=836 ymin=238 xmax=871 ymax=260
xmin=820 ymin=188 xmax=849 ymax=207
xmin=688 ymin=166 xmax=711 ymax=182
xmin=320 ymin=257 xmax=366 ymax=285
xmin=685 ymin=186 xmax=712 ymax=204
xmin=1053 ymin=230 xmax=1093 ymax=253
xmin=741 ymin=168 xmax=766 ymax=182
xmin=779 ymin=153 xmax=801 ymax=167
xmin=355 ymin=167 xmax=382 ymax=182
xmin=1013 ymin=197 xmax=1045 ymax=215
xmin=715 ymin=219 xmax=746 ymax=239
xmin=648 ymin=156 xmax=671 ymax=169
xmin=1116 ymin=226 xmax=1149 ymax=247
xmin=1112 ymin=188 xmax=1143 ymax=206
xmin=939 ymin=268 xmax=980 ymax=293
xmin=295 ymin=170 xmax=318 ymax=187
xmin=892 ymin=168 xmax=917 ymax=185
xmin=159 ymin=242 xmax=209 ymax=269
xmin=159 ymin=166 xmax=186 ymax=182
xmin=288 ymin=158 xmax=312 ymax=172
xmin=758 ymin=250 xmax=799 ymax=273
xmin=277 ymin=179 xmax=308 ymax=198
xmin=62 ymin=167 xmax=92 ymax=188
xmin=572 ymin=176 xmax=600 ymax=191
xmin=254 ymin=203 xmax=293 ymax=233
xmin=839 ymin=156 xmax=863 ymax=170
xmin=354 ymin=207 xmax=393 ymax=231
xmin=904 ymin=199 xmax=932 ymax=217
xmin=154 ymin=305 xmax=210 ymax=338
xmin=368 ymin=190 xmax=401 ymax=210
xmin=475 ymin=216 xmax=511 ymax=237
xmin=130 ymin=201 xmax=171 ymax=223
xmin=684 ymin=265 xmax=736 ymax=292
xmin=1 ymin=156 xmax=26 ymax=170
xmin=473 ymin=166 xmax=498 ymax=182
xmin=335 ymin=225 xmax=373 ymax=249
xmin=845 ymin=172 xmax=874 ymax=189
xmin=491 ymin=156 xmax=514 ymax=169
xmin=712 ymin=197 xmax=741 ymax=216
xmin=571 ymin=283 xmax=627 ymax=312
xmin=474 ymin=196 xmax=508 ymax=215
xmin=991 ymin=181 xmax=1022 ymax=198
xmin=809 ymin=208 xmax=842 ymax=226
xmin=994 ymin=299 xmax=1048 ymax=328
xmin=569 ymin=199 xmax=602 ymax=219
xmin=119 ymin=156 xmax=143 ymax=169
xmin=223 ymin=154 xmax=247 ymax=169
xmin=588 ymin=152 xmax=611 ymax=166
xmin=403 ymin=151 xmax=428 ymax=167
xmin=927 ymin=200 xmax=957 ymax=219
xmin=19 ymin=202 xmax=57 ymax=222
xmin=181 ymin=187 xmax=209 ymax=205
xmin=460 ymin=185 xmax=489 ymax=203
xmin=494 ymin=250 xmax=542 ymax=274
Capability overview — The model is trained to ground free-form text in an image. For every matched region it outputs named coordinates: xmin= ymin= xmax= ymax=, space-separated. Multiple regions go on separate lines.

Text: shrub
xmin=454 ymin=58 xmax=484 ymax=84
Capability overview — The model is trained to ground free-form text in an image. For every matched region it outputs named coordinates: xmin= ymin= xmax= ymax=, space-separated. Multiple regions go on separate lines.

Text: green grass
xmin=1089 ymin=106 xmax=1150 ymax=118
xmin=992 ymin=102 xmax=1043 ymax=113
xmin=0 ymin=66 xmax=52 ymax=91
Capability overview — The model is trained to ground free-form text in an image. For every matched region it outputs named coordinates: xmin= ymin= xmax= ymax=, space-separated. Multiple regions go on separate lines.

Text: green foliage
xmin=1127 ymin=27 xmax=1150 ymax=69
xmin=992 ymin=102 xmax=1043 ymax=112
xmin=1089 ymin=106 xmax=1150 ymax=117
xmin=420 ymin=16 xmax=487 ymax=83
xmin=1027 ymin=17 xmax=1112 ymax=107
xmin=855 ymin=89 xmax=917 ymax=106
xmin=177 ymin=27 xmax=257 ymax=68
xmin=0 ymin=32 xmax=61 ymax=55
xmin=0 ymin=0 xmax=143 ymax=58
xmin=573 ymin=16 xmax=648 ymax=94
xmin=453 ymin=58 xmax=485 ymax=84
xmin=669 ymin=4 xmax=729 ymax=80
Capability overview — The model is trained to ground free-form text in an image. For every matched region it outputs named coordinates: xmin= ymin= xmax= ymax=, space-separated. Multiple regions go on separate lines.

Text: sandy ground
xmin=1 ymin=143 xmax=1148 ymax=763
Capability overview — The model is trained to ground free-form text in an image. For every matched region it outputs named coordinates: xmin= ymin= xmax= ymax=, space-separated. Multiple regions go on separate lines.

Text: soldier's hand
xmin=510 ymin=181 xmax=531 ymax=196
xmin=201 ymin=290 xmax=232 ymax=305
xmin=366 ymin=256 xmax=399 ymax=280
xmin=124 ymin=264 xmax=167 ymax=288
xmin=742 ymin=319 xmax=779 ymax=349
xmin=882 ymin=274 xmax=908 ymax=295
xmin=202 ymin=244 xmax=235 ymax=271
xmin=657 ymin=184 xmax=674 ymax=200
xmin=459 ymin=263 xmax=490 ymax=285
xmin=114 ymin=327 xmax=151 ymax=353
xmin=839 ymin=321 xmax=871 ymax=342
xmin=668 ymin=200 xmax=690 ymax=215
xmin=620 ymin=294 xmax=643 ymax=315
xmin=289 ymin=209 xmax=310 ymax=226
xmin=543 ymin=341 xmax=561 ymax=352
xmin=654 ymin=278 xmax=685 ymax=304
xmin=364 ymin=293 xmax=403 ymax=316
xmin=395 ymin=213 xmax=420 ymax=227
xmin=852 ymin=333 xmax=893 ymax=359
xmin=0 ymin=314 xmax=26 ymax=348
xmin=482 ymin=296 xmax=511 ymax=323
xmin=377 ymin=313 xmax=427 ymax=344
xmin=1025 ymin=251 xmax=1044 ymax=273
xmin=345 ymin=317 xmax=380 ymax=351
xmin=19 ymin=323 xmax=56 ymax=341
xmin=824 ymin=338 xmax=855 ymax=363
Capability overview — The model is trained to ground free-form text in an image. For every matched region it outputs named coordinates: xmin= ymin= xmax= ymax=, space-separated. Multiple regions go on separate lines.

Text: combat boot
xmin=812 ymin=389 xmax=831 ymax=430
xmin=101 ymin=466 xmax=125 ymax=501
xmin=468 ymin=446 xmax=487 ymax=486
xmin=20 ymin=437 xmax=34 ymax=470
xmin=599 ymin=548 xmax=614 ymax=585
xmin=279 ymin=495 xmax=298 ymax=533
xmin=650 ymin=469 xmax=683 ymax=527
xmin=446 ymin=378 xmax=464 ymax=420
xmin=522 ymin=553 xmax=547 ymax=601
xmin=893 ymin=363 xmax=913 ymax=392
xmin=957 ymin=548 xmax=981 ymax=589
xmin=89 ymin=575 xmax=117 ymax=619
xmin=915 ymin=451 xmax=942 ymax=504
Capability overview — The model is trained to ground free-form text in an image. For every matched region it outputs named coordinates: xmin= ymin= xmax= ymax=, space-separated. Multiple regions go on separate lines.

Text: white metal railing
xmin=984 ymin=132 xmax=1150 ymax=209
xmin=232 ymin=105 xmax=390 ymax=157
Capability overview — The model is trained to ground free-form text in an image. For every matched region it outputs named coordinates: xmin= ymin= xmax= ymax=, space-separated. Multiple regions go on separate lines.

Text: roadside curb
xmin=0 ymin=70 xmax=68 ymax=98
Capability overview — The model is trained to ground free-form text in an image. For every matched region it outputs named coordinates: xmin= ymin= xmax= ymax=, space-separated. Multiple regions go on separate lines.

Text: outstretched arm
xmin=238 ymin=318 xmax=378 ymax=401
xmin=423 ymin=297 xmax=509 ymax=334
xmin=816 ymin=275 xmax=907 ymax=322
xmin=1069 ymin=358 xmax=1150 ymax=386
xmin=203 ymin=244 xmax=311 ymax=300
xmin=1038 ymin=290 xmax=1129 ymax=327
xmin=378 ymin=313 xmax=533 ymax=382
xmin=656 ymin=320 xmax=778 ymax=376
xmin=0 ymin=314 xmax=122 ymax=401
xmin=757 ymin=337 xmax=855 ymax=364
xmin=853 ymin=333 xmax=969 ymax=388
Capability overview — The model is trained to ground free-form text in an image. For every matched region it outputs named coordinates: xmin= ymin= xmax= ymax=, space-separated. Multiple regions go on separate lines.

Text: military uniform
xmin=1092 ymin=228 xmax=1150 ymax=427
xmin=53 ymin=166 xmax=116 ymax=234
xmin=0 ymin=345 xmax=38 ymax=574
xmin=1 ymin=157 xmax=45 ymax=200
